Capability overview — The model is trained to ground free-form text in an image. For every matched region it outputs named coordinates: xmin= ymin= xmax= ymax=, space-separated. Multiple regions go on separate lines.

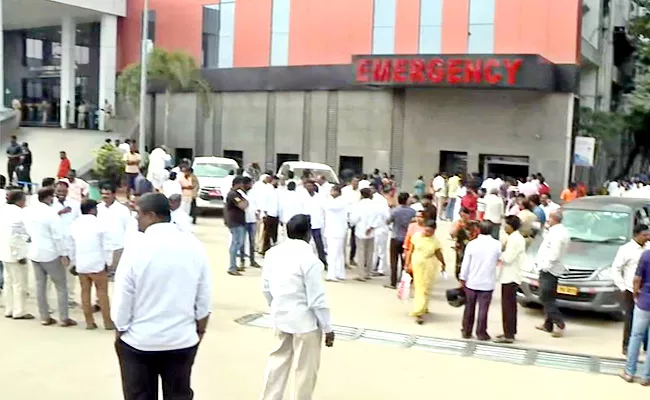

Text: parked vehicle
xmin=276 ymin=161 xmax=339 ymax=184
xmin=518 ymin=196 xmax=650 ymax=319
xmin=192 ymin=156 xmax=239 ymax=210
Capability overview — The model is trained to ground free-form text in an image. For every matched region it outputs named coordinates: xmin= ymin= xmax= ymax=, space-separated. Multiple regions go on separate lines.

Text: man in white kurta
xmin=169 ymin=194 xmax=194 ymax=234
xmin=372 ymin=191 xmax=391 ymax=276
xmin=51 ymin=181 xmax=81 ymax=305
xmin=324 ymin=185 xmax=348 ymax=281
xmin=260 ymin=214 xmax=334 ymax=400
xmin=278 ymin=181 xmax=304 ymax=242
xmin=97 ymin=184 xmax=131 ymax=277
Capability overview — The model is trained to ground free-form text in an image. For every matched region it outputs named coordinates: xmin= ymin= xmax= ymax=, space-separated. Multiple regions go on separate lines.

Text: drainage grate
xmin=237 ymin=313 xmax=628 ymax=376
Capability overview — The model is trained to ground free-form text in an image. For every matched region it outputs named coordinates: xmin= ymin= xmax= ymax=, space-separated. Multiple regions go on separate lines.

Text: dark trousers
xmin=311 ymin=228 xmax=327 ymax=266
xmin=262 ymin=216 xmax=279 ymax=253
xmin=239 ymin=222 xmax=256 ymax=263
xmin=349 ymin=226 xmax=356 ymax=262
xmin=490 ymin=222 xmax=500 ymax=241
xmin=115 ymin=339 xmax=198 ymax=400
xmin=389 ymin=238 xmax=404 ymax=287
xmin=462 ymin=288 xmax=493 ymax=339
xmin=189 ymin=199 xmax=197 ymax=223
xmin=622 ymin=290 xmax=648 ymax=351
xmin=501 ymin=283 xmax=518 ymax=339
xmin=539 ymin=271 xmax=565 ymax=331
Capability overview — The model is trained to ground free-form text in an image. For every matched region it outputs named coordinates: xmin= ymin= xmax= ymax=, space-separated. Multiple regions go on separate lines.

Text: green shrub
xmin=94 ymin=144 xmax=125 ymax=187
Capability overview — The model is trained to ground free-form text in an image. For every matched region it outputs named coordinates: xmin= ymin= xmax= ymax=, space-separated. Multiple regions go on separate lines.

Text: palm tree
xmin=117 ymin=48 xmax=212 ymax=141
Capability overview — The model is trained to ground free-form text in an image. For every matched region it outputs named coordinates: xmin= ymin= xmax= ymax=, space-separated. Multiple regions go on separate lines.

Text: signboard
xmin=573 ymin=136 xmax=596 ymax=167
xmin=351 ymin=54 xmax=557 ymax=91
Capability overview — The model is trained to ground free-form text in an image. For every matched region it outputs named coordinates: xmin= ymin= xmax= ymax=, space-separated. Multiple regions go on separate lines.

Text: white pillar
xmin=60 ymin=16 xmax=76 ymax=128
xmin=98 ymin=14 xmax=117 ymax=132
xmin=0 ymin=0 xmax=5 ymax=109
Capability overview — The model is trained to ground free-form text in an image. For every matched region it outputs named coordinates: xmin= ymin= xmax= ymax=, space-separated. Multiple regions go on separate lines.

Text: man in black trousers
xmin=112 ymin=193 xmax=212 ymax=399
xmin=613 ymin=223 xmax=650 ymax=354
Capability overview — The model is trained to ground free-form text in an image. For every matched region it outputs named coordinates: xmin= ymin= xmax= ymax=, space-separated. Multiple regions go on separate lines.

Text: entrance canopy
xmin=352 ymin=54 xmax=576 ymax=93
xmin=2 ymin=0 xmax=125 ymax=30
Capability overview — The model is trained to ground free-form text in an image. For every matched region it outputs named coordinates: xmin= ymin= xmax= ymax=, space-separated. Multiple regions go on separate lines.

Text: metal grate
xmin=237 ymin=313 xmax=627 ymax=376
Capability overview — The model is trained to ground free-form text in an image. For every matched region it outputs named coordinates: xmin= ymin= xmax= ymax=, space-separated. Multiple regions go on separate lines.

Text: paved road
xmin=0 ymin=215 xmax=640 ymax=399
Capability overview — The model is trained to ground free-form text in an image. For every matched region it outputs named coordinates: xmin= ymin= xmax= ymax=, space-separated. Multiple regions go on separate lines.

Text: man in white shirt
xmin=539 ymin=193 xmax=561 ymax=221
xmin=70 ymin=199 xmax=114 ymax=330
xmin=483 ymin=188 xmax=505 ymax=240
xmin=518 ymin=176 xmax=539 ymax=198
xmin=162 ymin=171 xmax=182 ymax=198
xmin=118 ymin=139 xmax=131 ymax=155
xmin=239 ymin=177 xmax=261 ymax=268
xmin=535 ymin=211 xmax=570 ymax=337
xmin=260 ymin=214 xmax=334 ymax=400
xmin=349 ymin=188 xmax=382 ymax=281
xmin=316 ymin=175 xmax=332 ymax=199
xmin=372 ymin=190 xmax=391 ymax=276
xmin=168 ymin=194 xmax=194 ymax=234
xmin=262 ymin=176 xmax=280 ymax=254
xmin=432 ymin=173 xmax=447 ymax=220
xmin=23 ymin=187 xmax=76 ymax=327
xmin=59 ymin=169 xmax=89 ymax=202
xmin=278 ymin=181 xmax=304 ymax=243
xmin=460 ymin=221 xmax=502 ymax=341
xmin=51 ymin=181 xmax=81 ymax=305
xmin=113 ymin=193 xmax=211 ymax=399
xmin=324 ymin=185 xmax=348 ymax=281
xmin=496 ymin=216 xmax=527 ymax=344
xmin=303 ymin=180 xmax=327 ymax=266
xmin=342 ymin=177 xmax=361 ymax=266
xmin=612 ymin=224 xmax=650 ymax=354
xmin=147 ymin=146 xmax=172 ymax=191
xmin=0 ymin=190 xmax=33 ymax=319
xmin=97 ymin=183 xmax=131 ymax=279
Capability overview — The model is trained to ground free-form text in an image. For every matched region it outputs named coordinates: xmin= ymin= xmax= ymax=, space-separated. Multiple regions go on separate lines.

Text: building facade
xmin=4 ymin=0 xmax=592 ymax=192
xmin=0 ymin=0 xmax=124 ymax=130
xmin=128 ymin=0 xmax=582 ymax=193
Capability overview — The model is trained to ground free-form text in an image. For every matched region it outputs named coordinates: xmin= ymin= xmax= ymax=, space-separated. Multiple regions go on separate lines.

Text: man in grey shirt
xmin=385 ymin=192 xmax=416 ymax=288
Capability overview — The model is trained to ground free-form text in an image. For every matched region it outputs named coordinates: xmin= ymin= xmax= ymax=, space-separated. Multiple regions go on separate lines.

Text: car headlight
xmin=595 ymin=268 xmax=613 ymax=281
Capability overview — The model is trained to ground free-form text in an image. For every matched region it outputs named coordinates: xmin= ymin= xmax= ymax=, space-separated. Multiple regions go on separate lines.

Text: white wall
xmin=50 ymin=0 xmax=126 ymax=16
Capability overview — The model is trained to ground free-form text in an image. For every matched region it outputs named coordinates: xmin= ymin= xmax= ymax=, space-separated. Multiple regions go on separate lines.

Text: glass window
xmin=194 ymin=163 xmax=237 ymax=177
xmin=218 ymin=1 xmax=236 ymax=68
xmin=270 ymin=32 xmax=289 ymax=66
xmin=141 ymin=10 xmax=156 ymax=42
xmin=372 ymin=26 xmax=395 ymax=55
xmin=271 ymin=0 xmax=290 ymax=66
xmin=418 ymin=26 xmax=441 ymax=54
xmin=420 ymin=0 xmax=442 ymax=26
xmin=469 ymin=0 xmax=495 ymax=25
xmin=373 ymin=0 xmax=396 ymax=28
xmin=467 ymin=24 xmax=494 ymax=53
xmin=563 ymin=209 xmax=630 ymax=244
xmin=26 ymin=39 xmax=43 ymax=59
xmin=75 ymin=46 xmax=90 ymax=64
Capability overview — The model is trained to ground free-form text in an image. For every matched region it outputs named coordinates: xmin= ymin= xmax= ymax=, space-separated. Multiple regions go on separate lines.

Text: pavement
xmin=0 ymin=127 xmax=126 ymax=185
xmin=0 ymin=215 xmax=646 ymax=399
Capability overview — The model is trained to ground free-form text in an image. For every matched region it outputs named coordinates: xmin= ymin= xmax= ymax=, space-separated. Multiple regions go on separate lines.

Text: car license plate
xmin=209 ymin=190 xmax=221 ymax=197
xmin=557 ymin=285 xmax=578 ymax=296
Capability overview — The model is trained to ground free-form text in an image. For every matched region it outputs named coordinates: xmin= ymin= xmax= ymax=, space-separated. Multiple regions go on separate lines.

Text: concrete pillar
xmin=98 ymin=14 xmax=117 ymax=131
xmin=0 ymin=0 xmax=5 ymax=108
xmin=60 ymin=16 xmax=76 ymax=128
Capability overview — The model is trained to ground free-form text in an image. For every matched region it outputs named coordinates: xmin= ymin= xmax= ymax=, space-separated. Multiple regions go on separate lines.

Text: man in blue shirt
xmin=622 ymin=249 xmax=650 ymax=384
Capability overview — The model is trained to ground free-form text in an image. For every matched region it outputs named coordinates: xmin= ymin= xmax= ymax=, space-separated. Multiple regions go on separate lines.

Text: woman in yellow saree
xmin=405 ymin=219 xmax=446 ymax=324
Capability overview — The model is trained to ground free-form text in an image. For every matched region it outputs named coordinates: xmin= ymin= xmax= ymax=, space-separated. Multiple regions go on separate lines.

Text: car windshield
xmin=292 ymin=168 xmax=338 ymax=183
xmin=563 ymin=209 xmax=630 ymax=244
xmin=193 ymin=163 xmax=235 ymax=178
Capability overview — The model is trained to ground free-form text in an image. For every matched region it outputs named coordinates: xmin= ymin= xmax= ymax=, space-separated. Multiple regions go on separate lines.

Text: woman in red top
xmin=460 ymin=186 xmax=478 ymax=220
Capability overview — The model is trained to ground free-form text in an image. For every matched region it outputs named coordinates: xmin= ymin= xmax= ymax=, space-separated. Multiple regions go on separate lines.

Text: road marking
xmin=237 ymin=313 xmax=628 ymax=375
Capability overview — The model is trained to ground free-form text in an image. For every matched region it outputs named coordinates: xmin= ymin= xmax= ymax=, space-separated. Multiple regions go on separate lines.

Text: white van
xmin=192 ymin=156 xmax=239 ymax=210
xmin=276 ymin=161 xmax=339 ymax=184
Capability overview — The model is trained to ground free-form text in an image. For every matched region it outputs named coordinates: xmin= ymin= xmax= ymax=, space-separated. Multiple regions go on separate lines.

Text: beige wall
xmin=149 ymin=89 xmax=573 ymax=193
xmin=402 ymin=89 xmax=572 ymax=194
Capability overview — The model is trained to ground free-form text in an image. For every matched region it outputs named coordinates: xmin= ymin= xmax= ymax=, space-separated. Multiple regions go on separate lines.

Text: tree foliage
xmin=117 ymin=48 xmax=212 ymax=116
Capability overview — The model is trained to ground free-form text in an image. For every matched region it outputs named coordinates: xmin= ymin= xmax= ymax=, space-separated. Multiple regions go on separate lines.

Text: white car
xmin=276 ymin=161 xmax=340 ymax=184
xmin=192 ymin=157 xmax=239 ymax=210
